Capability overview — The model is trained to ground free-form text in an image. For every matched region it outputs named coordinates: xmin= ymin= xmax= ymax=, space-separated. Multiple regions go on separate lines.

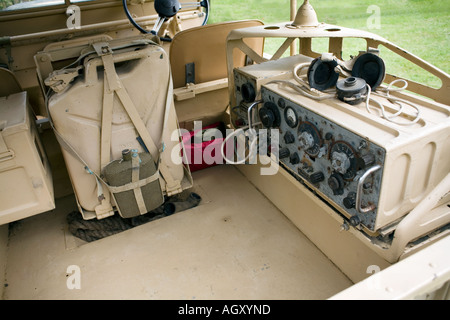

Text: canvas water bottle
xmin=103 ymin=149 xmax=164 ymax=218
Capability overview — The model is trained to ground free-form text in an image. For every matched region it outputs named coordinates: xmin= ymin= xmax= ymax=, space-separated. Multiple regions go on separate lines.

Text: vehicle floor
xmin=3 ymin=164 xmax=353 ymax=300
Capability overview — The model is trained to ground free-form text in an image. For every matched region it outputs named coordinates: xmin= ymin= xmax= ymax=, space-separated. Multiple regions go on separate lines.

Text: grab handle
xmin=356 ymin=164 xmax=381 ymax=213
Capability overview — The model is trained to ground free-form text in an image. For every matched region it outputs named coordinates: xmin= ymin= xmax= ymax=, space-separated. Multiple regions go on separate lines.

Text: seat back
xmin=170 ymin=20 xmax=264 ymax=88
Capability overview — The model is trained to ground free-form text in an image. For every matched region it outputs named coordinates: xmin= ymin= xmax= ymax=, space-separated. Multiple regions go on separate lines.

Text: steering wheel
xmin=123 ymin=0 xmax=210 ymax=41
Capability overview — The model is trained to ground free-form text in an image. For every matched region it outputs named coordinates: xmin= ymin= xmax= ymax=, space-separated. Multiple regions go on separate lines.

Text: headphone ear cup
xmin=307 ymin=58 xmax=339 ymax=91
xmin=351 ymin=53 xmax=385 ymax=90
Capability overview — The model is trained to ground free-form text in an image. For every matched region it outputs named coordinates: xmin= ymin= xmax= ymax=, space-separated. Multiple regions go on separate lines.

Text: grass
xmin=208 ymin=0 xmax=450 ymax=88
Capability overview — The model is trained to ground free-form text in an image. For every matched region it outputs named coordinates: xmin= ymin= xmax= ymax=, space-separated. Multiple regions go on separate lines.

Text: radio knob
xmin=349 ymin=215 xmax=361 ymax=227
xmin=325 ymin=132 xmax=333 ymax=140
xmin=309 ymin=171 xmax=325 ymax=184
xmin=328 ymin=173 xmax=345 ymax=195
xmin=343 ymin=192 xmax=356 ymax=209
xmin=259 ymin=108 xmax=275 ymax=127
xmin=284 ymin=131 xmax=296 ymax=144
xmin=241 ymin=82 xmax=256 ymax=103
xmin=290 ymin=152 xmax=300 ymax=164
xmin=259 ymin=102 xmax=280 ymax=128
xmin=361 ymin=153 xmax=376 ymax=168
xmin=279 ymin=147 xmax=290 ymax=159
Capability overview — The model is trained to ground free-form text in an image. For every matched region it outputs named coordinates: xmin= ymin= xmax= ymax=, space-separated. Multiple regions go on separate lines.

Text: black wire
xmin=122 ymin=0 xmax=210 ymax=41
xmin=122 ymin=0 xmax=172 ymax=41
xmin=200 ymin=0 xmax=209 ymax=25
xmin=122 ymin=0 xmax=149 ymax=34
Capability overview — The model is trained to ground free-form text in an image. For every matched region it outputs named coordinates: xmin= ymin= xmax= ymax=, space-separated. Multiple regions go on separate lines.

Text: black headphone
xmin=351 ymin=52 xmax=385 ymax=90
xmin=307 ymin=57 xmax=339 ymax=91
xmin=307 ymin=51 xmax=385 ymax=91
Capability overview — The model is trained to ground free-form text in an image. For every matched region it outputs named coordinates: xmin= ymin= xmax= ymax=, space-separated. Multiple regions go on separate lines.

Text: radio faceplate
xmin=258 ymin=75 xmax=450 ymax=235
xmin=261 ymin=86 xmax=386 ymax=233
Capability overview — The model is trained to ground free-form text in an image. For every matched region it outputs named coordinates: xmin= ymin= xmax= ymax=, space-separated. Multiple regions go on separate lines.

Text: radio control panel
xmin=260 ymin=85 xmax=386 ymax=233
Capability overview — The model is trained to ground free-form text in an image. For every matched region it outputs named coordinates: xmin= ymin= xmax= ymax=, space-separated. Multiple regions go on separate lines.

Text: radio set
xmin=232 ymin=54 xmax=313 ymax=127
xmin=232 ymin=51 xmax=450 ymax=236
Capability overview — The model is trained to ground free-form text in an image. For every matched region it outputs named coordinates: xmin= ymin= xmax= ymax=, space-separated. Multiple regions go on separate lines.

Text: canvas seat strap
xmin=132 ymin=152 xmax=147 ymax=215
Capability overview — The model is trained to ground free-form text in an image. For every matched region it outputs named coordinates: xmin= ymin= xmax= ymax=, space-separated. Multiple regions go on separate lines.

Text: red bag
xmin=182 ymin=122 xmax=226 ymax=172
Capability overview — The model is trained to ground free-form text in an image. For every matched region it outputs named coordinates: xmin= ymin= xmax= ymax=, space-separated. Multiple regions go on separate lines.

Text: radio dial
xmin=331 ymin=151 xmax=351 ymax=175
xmin=298 ymin=131 xmax=315 ymax=150
xmin=330 ymin=141 xmax=357 ymax=179
xmin=284 ymin=106 xmax=298 ymax=128
xmin=298 ymin=122 xmax=322 ymax=157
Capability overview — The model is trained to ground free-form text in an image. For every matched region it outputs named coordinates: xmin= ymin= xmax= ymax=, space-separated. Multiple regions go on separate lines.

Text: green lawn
xmin=208 ymin=0 xmax=450 ymax=88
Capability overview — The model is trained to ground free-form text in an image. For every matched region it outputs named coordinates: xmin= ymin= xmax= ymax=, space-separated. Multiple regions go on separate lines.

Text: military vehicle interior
xmin=0 ymin=0 xmax=449 ymax=300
